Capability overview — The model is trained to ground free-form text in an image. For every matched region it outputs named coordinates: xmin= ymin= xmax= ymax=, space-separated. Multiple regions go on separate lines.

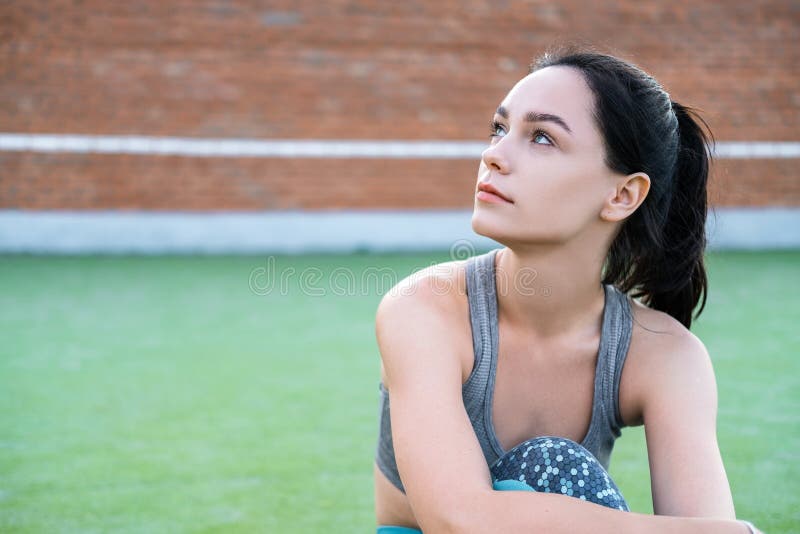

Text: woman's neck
xmin=494 ymin=237 xmax=608 ymax=341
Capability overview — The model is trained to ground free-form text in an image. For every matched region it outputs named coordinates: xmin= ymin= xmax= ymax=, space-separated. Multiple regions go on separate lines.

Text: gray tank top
xmin=375 ymin=248 xmax=634 ymax=493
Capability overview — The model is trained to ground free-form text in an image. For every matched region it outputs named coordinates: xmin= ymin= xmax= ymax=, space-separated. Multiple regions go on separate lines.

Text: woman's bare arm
xmin=376 ymin=276 xmax=749 ymax=533
xmin=633 ymin=322 xmax=736 ymax=517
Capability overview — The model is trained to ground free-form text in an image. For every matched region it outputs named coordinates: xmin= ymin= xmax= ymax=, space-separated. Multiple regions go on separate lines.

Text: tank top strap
xmin=463 ymin=248 xmax=502 ymax=465
xmin=557 ymin=283 xmax=633 ymax=469
xmin=595 ymin=284 xmax=635 ymax=437
xmin=464 ymin=248 xmax=499 ymax=381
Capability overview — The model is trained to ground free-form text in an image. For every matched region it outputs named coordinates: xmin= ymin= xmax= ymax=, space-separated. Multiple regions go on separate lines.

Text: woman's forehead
xmin=499 ymin=67 xmax=594 ymax=126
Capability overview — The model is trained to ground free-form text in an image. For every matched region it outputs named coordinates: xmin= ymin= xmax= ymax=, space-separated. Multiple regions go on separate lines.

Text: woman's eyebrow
xmin=495 ymin=105 xmax=573 ymax=136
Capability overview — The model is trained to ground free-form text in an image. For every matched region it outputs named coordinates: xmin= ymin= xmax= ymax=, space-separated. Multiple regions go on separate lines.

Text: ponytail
xmin=644 ymin=102 xmax=712 ymax=329
xmin=603 ymin=102 xmax=712 ymax=329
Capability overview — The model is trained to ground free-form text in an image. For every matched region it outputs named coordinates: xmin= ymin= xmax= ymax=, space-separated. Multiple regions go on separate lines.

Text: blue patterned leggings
xmin=377 ymin=436 xmax=628 ymax=534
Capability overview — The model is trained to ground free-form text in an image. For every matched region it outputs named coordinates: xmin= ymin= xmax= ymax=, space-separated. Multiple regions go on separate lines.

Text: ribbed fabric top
xmin=375 ymin=248 xmax=634 ymax=494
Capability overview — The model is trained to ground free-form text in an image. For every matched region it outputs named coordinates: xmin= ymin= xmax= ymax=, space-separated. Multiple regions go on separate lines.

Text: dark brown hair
xmin=531 ymin=45 xmax=714 ymax=328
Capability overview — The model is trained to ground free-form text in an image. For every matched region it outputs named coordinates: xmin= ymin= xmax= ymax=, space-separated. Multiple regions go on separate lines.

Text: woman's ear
xmin=600 ymin=172 xmax=650 ymax=222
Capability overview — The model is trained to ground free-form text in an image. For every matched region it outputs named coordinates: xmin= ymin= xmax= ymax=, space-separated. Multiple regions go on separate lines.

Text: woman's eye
xmin=489 ymin=121 xmax=553 ymax=147
xmin=488 ymin=121 xmax=506 ymax=138
xmin=532 ymin=130 xmax=553 ymax=146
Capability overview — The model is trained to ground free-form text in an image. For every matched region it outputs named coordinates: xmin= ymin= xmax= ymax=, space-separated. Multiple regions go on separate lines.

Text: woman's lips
xmin=476 ymin=181 xmax=513 ymax=203
xmin=476 ymin=190 xmax=513 ymax=204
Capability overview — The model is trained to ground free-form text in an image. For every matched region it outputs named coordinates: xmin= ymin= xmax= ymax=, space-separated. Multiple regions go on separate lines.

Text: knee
xmin=489 ymin=436 xmax=629 ymax=511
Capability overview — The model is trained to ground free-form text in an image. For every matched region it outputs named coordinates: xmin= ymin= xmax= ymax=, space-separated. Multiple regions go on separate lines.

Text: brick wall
xmin=1 ymin=0 xmax=798 ymax=210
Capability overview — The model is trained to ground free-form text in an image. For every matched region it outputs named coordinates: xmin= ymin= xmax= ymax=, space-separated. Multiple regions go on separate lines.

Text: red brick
xmin=0 ymin=0 xmax=797 ymax=210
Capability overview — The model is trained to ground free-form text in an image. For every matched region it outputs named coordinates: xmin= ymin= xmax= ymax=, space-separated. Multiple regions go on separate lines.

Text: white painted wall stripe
xmin=1 ymin=133 xmax=798 ymax=159
xmin=714 ymin=141 xmax=800 ymax=159
xmin=1 ymin=208 xmax=798 ymax=253
xmin=0 ymin=134 xmax=485 ymax=159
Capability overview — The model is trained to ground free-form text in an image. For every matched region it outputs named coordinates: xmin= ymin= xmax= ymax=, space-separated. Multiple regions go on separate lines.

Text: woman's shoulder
xmin=627 ymin=298 xmax=710 ymax=363
xmin=379 ymin=257 xmax=469 ymax=314
xmin=619 ymin=298 xmax=715 ymax=426
xmin=376 ymin=257 xmax=474 ymax=388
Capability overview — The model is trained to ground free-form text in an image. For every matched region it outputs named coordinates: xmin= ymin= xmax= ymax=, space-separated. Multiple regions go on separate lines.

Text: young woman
xmin=373 ymin=47 xmax=761 ymax=533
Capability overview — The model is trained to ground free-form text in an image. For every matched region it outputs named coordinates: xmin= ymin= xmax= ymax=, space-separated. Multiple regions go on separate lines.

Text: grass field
xmin=1 ymin=250 xmax=798 ymax=532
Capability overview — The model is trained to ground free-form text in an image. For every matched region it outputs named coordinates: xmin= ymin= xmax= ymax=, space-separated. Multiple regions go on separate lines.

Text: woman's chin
xmin=471 ymin=214 xmax=510 ymax=244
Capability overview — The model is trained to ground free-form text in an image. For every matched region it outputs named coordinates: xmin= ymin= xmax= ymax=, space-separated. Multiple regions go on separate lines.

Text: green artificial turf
xmin=1 ymin=250 xmax=797 ymax=532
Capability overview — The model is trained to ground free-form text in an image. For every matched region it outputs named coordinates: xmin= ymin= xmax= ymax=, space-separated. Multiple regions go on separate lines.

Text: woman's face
xmin=471 ymin=66 xmax=619 ymax=246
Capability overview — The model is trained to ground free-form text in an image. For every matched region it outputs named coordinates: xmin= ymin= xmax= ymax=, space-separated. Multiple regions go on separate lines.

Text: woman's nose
xmin=481 ymin=143 xmax=509 ymax=173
